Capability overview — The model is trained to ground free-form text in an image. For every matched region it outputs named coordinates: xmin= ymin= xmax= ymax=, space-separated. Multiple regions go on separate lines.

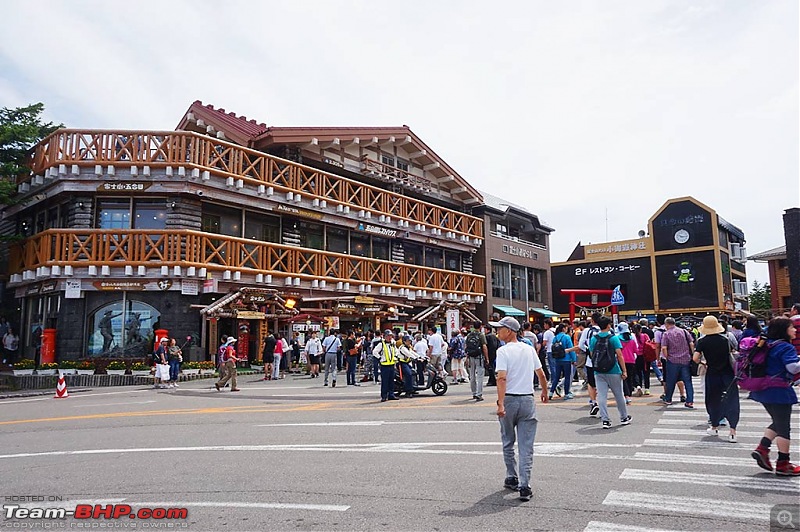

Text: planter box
xmin=58 ymin=369 xmax=77 ymax=376
xmin=37 ymin=369 xmax=58 ymax=376
xmin=250 ymin=365 xmax=264 ymax=372
xmin=106 ymin=369 xmax=126 ymax=376
xmin=76 ymin=369 xmax=95 ymax=375
xmin=200 ymin=369 xmax=216 ymax=375
xmin=131 ymin=370 xmax=152 ymax=377
xmin=182 ymin=369 xmax=200 ymax=375
xmin=13 ymin=369 xmax=34 ymax=376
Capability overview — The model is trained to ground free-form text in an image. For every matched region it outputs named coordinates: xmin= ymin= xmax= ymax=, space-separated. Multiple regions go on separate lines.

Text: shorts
xmin=308 ymin=355 xmax=320 ymax=365
xmin=264 ymin=354 xmax=275 ymax=364
xmin=585 ymin=366 xmax=596 ymax=388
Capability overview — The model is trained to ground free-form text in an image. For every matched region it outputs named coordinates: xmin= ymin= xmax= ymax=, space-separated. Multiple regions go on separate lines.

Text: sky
xmin=1 ymin=0 xmax=798 ymax=286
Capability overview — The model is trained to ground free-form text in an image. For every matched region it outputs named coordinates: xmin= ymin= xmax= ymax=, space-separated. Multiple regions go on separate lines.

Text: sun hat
xmin=616 ymin=322 xmax=630 ymax=334
xmin=487 ymin=316 xmax=521 ymax=333
xmin=699 ymin=315 xmax=725 ymax=336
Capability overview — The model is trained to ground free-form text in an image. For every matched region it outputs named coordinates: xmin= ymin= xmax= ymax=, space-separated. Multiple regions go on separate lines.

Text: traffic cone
xmin=54 ymin=375 xmax=69 ymax=399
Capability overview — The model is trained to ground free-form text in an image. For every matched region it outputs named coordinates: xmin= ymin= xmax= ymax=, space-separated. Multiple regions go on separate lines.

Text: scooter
xmin=394 ymin=357 xmax=448 ymax=396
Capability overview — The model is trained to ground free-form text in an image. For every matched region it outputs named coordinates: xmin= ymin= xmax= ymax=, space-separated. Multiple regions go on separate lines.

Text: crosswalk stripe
xmin=650 ymin=428 xmax=766 ymax=438
xmin=662 ymin=404 xmax=764 ymax=410
xmin=643 ymin=438 xmax=800 ymax=452
xmin=619 ymin=468 xmax=800 ymax=494
xmin=602 ymin=490 xmax=772 ymax=521
xmin=657 ymin=418 xmax=766 ymax=427
xmin=662 ymin=411 xmax=765 ymax=418
xmin=584 ymin=521 xmax=681 ymax=532
xmin=633 ymin=452 xmax=753 ymax=466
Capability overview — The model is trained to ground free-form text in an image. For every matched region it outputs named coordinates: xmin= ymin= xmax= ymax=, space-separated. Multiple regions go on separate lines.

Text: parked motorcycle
xmin=394 ymin=358 xmax=448 ymax=396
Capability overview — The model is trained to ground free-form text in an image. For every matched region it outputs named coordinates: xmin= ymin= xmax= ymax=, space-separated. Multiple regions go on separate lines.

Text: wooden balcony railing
xmin=9 ymin=229 xmax=485 ymax=297
xmin=25 ymin=129 xmax=483 ymax=240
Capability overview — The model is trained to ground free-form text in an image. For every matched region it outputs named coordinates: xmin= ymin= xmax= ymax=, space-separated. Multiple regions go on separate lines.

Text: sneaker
xmin=776 ymin=461 xmax=800 ymax=476
xmin=684 ymin=402 xmax=694 ymax=409
xmin=581 ymin=382 xmax=588 ymax=390
xmin=387 ymin=396 xmax=399 ymax=401
xmin=324 ymin=382 xmax=328 ymax=386
xmin=503 ymin=476 xmax=519 ymax=491
xmin=214 ymin=383 xmax=221 ymax=391
xmin=706 ymin=427 xmax=719 ymax=437
xmin=728 ymin=433 xmax=737 ymax=443
xmin=643 ymin=389 xmax=651 ymax=396
xmin=475 ymin=396 xmax=484 ymax=402
xmin=659 ymin=394 xmax=666 ymax=401
xmin=719 ymin=418 xmax=728 ymax=426
xmin=548 ymin=394 xmax=554 ymax=401
xmin=518 ymin=486 xmax=532 ymax=502
xmin=589 ymin=404 xmax=600 ymax=417
xmin=173 ymin=383 xmax=179 ymax=388
xmin=625 ymin=398 xmax=632 ymax=405
xmin=620 ymin=416 xmax=632 ymax=426
xmin=564 ymin=392 xmax=574 ymax=400
xmin=332 ymin=380 xmax=336 ymax=388
xmin=680 ymin=396 xmax=687 ymax=403
xmin=751 ymin=447 xmax=773 ymax=472
xmin=555 ymin=385 xmax=564 ymax=397
xmin=661 ymin=400 xmax=673 ymax=406
xmin=602 ymin=420 xmax=612 ymax=429
xmin=230 ymin=388 xmax=240 ymax=392
xmin=634 ymin=387 xmax=643 ymax=397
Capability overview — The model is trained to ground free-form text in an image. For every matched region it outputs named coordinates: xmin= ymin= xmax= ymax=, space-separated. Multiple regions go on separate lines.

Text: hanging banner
xmin=446 ymin=309 xmax=460 ymax=340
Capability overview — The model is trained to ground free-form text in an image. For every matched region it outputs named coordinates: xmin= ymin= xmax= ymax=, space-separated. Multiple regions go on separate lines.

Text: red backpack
xmin=642 ymin=337 xmax=659 ymax=363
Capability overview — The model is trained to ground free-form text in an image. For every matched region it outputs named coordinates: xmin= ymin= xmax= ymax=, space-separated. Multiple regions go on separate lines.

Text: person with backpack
xmin=589 ymin=316 xmax=631 ymax=429
xmin=486 ymin=328 xmax=500 ymax=387
xmin=692 ymin=315 xmax=740 ymax=443
xmin=749 ymin=317 xmax=800 ymax=476
xmin=465 ymin=322 xmax=489 ymax=401
xmin=660 ymin=318 xmax=696 ymax=408
xmin=549 ymin=323 xmax=579 ymax=400
xmin=578 ymin=313 xmax=601 ymax=416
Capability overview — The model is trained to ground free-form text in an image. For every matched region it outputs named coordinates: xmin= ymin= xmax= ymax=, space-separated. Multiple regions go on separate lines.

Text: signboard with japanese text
xmin=97 ymin=182 xmax=152 ymax=193
xmin=65 ymin=280 xmax=82 ymax=299
xmin=181 ymin=280 xmax=199 ymax=296
xmin=584 ymin=238 xmax=650 ymax=261
xmin=446 ymin=309 xmax=460 ymax=340
xmin=551 ymin=256 xmax=653 ymax=314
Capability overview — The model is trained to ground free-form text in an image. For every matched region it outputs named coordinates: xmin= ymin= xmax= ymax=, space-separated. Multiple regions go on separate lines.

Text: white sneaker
xmin=728 ymin=433 xmax=737 ymax=443
xmin=706 ymin=427 xmax=719 ymax=437
xmin=173 ymin=383 xmax=179 ymax=388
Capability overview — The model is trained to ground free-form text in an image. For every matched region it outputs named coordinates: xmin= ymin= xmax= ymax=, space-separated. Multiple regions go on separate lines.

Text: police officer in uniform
xmin=373 ymin=329 xmax=399 ymax=402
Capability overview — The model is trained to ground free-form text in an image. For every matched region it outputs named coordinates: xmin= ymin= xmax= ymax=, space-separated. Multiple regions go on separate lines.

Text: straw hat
xmin=699 ymin=315 xmax=725 ymax=336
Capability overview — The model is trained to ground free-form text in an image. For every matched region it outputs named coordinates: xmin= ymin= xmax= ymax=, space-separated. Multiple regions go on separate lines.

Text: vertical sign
xmin=446 ymin=309 xmax=460 ymax=340
xmin=65 ymin=280 xmax=81 ymax=299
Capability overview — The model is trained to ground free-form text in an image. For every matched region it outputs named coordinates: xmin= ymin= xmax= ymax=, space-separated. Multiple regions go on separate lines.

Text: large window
xmin=202 ymin=204 xmax=241 ymax=237
xmin=372 ymin=237 xmax=389 ymax=260
xmin=425 ymin=247 xmax=444 ymax=269
xmin=445 ymin=251 xmax=461 ymax=271
xmin=288 ymin=220 xmax=323 ymax=250
xmin=511 ymin=265 xmax=526 ymax=301
xmin=244 ymin=212 xmax=281 ymax=243
xmin=492 ymin=260 xmax=510 ymax=300
xmin=351 ymin=233 xmax=370 ymax=257
xmin=404 ymin=243 xmax=423 ymax=266
xmin=88 ymin=300 xmax=161 ymax=358
xmin=327 ymin=227 xmax=349 ymax=254
xmin=527 ymin=268 xmax=544 ymax=303
xmin=133 ymin=200 xmax=167 ymax=229
xmin=97 ymin=199 xmax=131 ymax=229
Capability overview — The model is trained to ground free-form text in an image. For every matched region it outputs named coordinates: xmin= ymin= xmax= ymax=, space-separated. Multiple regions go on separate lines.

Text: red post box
xmin=154 ymin=329 xmax=170 ymax=351
xmin=41 ymin=328 xmax=57 ymax=365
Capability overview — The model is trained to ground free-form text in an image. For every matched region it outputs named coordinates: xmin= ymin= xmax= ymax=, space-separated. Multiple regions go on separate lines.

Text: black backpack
xmin=551 ymin=334 xmax=567 ymax=359
xmin=465 ymin=331 xmax=482 ymax=356
xmin=591 ymin=334 xmax=616 ymax=373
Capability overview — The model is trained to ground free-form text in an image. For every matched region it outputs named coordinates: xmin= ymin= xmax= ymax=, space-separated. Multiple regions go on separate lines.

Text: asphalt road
xmin=0 ymin=372 xmax=798 ymax=531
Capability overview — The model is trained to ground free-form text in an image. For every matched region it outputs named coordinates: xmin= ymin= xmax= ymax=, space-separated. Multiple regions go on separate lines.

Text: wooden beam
xmin=424 ymin=162 xmax=440 ymax=171
xmin=438 ymin=174 xmax=456 ymax=183
xmin=322 ymin=138 xmax=340 ymax=149
xmin=380 ymin=136 xmax=396 ymax=146
xmin=451 ymin=186 xmax=467 ymax=194
xmin=408 ymin=149 xmax=427 ymax=159
xmin=398 ymin=135 xmax=413 ymax=146
xmin=347 ymin=138 xmax=360 ymax=147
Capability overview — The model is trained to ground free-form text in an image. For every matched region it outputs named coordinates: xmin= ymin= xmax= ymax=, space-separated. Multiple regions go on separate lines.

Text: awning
xmin=529 ymin=307 xmax=559 ymax=318
xmin=493 ymin=305 xmax=526 ymax=317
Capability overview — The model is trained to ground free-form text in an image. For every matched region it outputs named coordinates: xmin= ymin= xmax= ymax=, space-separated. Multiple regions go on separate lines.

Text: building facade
xmin=748 ymin=246 xmax=791 ymax=311
xmin=550 ymin=197 xmax=748 ymax=320
xmin=2 ymin=101 xmax=488 ymax=362
xmin=472 ymin=192 xmax=555 ymax=323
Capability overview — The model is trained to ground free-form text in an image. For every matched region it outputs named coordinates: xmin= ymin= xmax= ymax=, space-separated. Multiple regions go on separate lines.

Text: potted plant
xmin=198 ymin=361 xmax=216 ymax=375
xmin=106 ymin=360 xmax=127 ymax=375
xmin=131 ymin=362 xmax=152 ymax=377
xmin=37 ymin=362 xmax=59 ymax=376
xmin=251 ymin=358 xmax=264 ymax=372
xmin=76 ymin=360 xmax=95 ymax=375
xmin=182 ymin=361 xmax=201 ymax=375
xmin=12 ymin=359 xmax=35 ymax=376
xmin=58 ymin=360 xmax=78 ymax=375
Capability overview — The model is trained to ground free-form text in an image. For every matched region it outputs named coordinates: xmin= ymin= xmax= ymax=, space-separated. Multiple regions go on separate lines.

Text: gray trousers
xmin=595 ymin=372 xmax=628 ymax=422
xmin=498 ymin=395 xmax=538 ymax=489
xmin=324 ymin=352 xmax=337 ymax=384
xmin=468 ymin=357 xmax=485 ymax=398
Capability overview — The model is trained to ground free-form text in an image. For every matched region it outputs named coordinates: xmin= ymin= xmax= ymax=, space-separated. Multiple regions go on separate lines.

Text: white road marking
xmin=0 ymin=389 xmax=150 ymax=404
xmin=633 ymin=452 xmax=752 ymax=466
xmin=643 ymin=438 xmax=800 ymax=451
xmin=662 ymin=411 xmax=764 ymax=418
xmin=584 ymin=522 xmax=682 ymax=532
xmin=73 ymin=401 xmax=156 ymax=408
xmin=650 ymin=428 xmax=767 ymax=438
xmin=619 ymin=468 xmax=800 ymax=493
xmin=255 ymin=420 xmax=497 ymax=427
xmin=134 ymin=501 xmax=349 ymax=512
xmin=602 ymin=490 xmax=773 ymax=522
xmin=657 ymin=418 xmax=765 ymax=427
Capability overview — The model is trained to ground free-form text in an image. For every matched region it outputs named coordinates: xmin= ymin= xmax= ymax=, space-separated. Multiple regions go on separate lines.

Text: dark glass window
xmin=133 ymin=200 xmax=167 ymax=229
xmin=98 ymin=199 xmax=131 ymax=229
xmin=381 ymin=154 xmax=395 ymax=167
xmin=327 ymin=227 xmax=349 ymax=254
xmin=372 ymin=237 xmax=389 ymax=260
xmin=425 ymin=246 xmax=443 ymax=269
xmin=511 ymin=265 xmax=526 ymax=302
xmin=288 ymin=220 xmax=323 ymax=250
xmin=492 ymin=260 xmax=510 ymax=299
xmin=351 ymin=233 xmax=370 ymax=257
xmin=396 ymin=158 xmax=409 ymax=172
xmin=244 ymin=212 xmax=281 ymax=243
xmin=404 ymin=243 xmax=422 ymax=266
xmin=46 ymin=207 xmax=59 ymax=229
xmin=445 ymin=251 xmax=460 ymax=271
xmin=202 ymin=204 xmax=241 ymax=237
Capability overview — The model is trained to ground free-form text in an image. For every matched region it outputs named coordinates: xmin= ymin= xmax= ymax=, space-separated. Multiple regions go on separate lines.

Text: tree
xmin=748 ymin=280 xmax=772 ymax=311
xmin=0 ymin=103 xmax=62 ymax=205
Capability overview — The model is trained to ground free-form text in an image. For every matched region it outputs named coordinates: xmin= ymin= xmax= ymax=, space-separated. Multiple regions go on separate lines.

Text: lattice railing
xmin=26 ymin=130 xmax=483 ymax=240
xmin=9 ymin=229 xmax=485 ymax=296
